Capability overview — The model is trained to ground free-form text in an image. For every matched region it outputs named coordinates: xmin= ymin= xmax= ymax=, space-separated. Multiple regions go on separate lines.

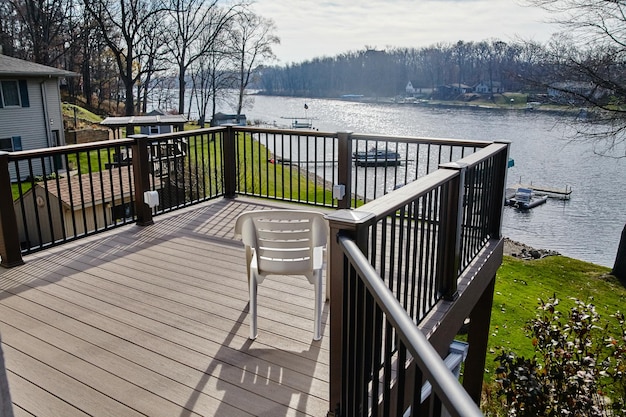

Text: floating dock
xmin=506 ymin=182 xmax=572 ymax=200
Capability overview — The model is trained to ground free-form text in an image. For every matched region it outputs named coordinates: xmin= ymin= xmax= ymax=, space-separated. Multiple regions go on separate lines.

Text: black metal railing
xmin=350 ymin=134 xmax=489 ymax=204
xmin=325 ymin=142 xmax=508 ymax=416
xmin=8 ymin=140 xmax=136 ymax=254
xmin=0 ymin=126 xmax=505 ymax=266
xmin=336 ymin=235 xmax=484 ymax=417
xmin=0 ymin=124 xmax=509 ymax=416
xmin=146 ymin=129 xmax=225 ymax=214
xmin=233 ymin=127 xmax=339 ymax=207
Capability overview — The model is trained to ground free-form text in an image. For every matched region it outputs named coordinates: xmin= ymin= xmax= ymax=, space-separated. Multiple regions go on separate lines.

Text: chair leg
xmin=249 ymin=275 xmax=258 ymax=340
xmin=313 ymin=271 xmax=323 ymax=341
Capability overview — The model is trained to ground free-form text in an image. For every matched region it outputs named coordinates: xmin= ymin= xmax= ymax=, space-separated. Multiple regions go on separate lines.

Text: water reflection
xmin=243 ymin=96 xmax=625 ymax=267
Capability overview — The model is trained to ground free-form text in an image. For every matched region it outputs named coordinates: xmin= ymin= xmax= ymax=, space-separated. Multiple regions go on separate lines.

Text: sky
xmin=248 ymin=0 xmax=561 ymax=64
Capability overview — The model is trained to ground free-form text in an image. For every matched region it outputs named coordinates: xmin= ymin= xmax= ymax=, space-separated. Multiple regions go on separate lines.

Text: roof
xmin=0 ymin=54 xmax=78 ymax=78
xmin=27 ymin=169 xmax=160 ymax=209
xmin=212 ymin=112 xmax=246 ymax=120
xmin=100 ymin=114 xmax=188 ymax=127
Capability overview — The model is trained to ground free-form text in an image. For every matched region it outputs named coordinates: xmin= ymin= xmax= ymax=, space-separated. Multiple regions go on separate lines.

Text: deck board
xmin=0 ymin=198 xmax=330 ymax=417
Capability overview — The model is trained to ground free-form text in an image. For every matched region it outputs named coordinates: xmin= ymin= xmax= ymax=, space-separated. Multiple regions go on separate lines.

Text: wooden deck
xmin=0 ymin=198 xmax=330 ymax=417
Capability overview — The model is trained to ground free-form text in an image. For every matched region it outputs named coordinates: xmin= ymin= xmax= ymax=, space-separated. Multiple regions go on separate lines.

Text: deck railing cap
xmin=324 ymin=209 xmax=376 ymax=227
xmin=439 ymin=161 xmax=469 ymax=170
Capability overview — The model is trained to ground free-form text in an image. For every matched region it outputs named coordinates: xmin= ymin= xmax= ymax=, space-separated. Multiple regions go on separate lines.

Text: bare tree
xmin=136 ymin=12 xmax=169 ymax=113
xmin=190 ymin=45 xmax=235 ymax=126
xmin=229 ymin=10 xmax=278 ymax=116
xmin=83 ymin=0 xmax=168 ymax=116
xmin=7 ymin=0 xmax=73 ymax=66
xmin=164 ymin=0 xmax=241 ymax=116
xmin=525 ymin=0 xmax=626 ymax=281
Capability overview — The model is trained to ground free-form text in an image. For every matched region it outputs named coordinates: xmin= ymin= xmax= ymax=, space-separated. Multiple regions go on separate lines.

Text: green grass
xmin=236 ymin=136 xmax=334 ymax=204
xmin=62 ymin=103 xmax=104 ymax=124
xmin=485 ymin=255 xmax=621 ymax=377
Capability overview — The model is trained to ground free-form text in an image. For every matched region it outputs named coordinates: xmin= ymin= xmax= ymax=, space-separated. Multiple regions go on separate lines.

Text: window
xmin=0 ymin=136 xmax=22 ymax=152
xmin=0 ymin=138 xmax=12 ymax=152
xmin=1 ymin=81 xmax=20 ymax=106
xmin=0 ymin=80 xmax=29 ymax=108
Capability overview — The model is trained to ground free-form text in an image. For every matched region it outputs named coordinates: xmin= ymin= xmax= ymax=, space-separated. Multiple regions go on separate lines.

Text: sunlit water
xmin=237 ymin=95 xmax=626 ymax=268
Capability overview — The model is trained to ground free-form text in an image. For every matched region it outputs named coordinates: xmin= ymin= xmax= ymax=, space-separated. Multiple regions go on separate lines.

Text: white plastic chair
xmin=234 ymin=209 xmax=327 ymax=340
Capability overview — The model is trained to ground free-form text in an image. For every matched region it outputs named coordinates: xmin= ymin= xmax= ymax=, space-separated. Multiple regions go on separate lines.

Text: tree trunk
xmin=178 ymin=70 xmax=186 ymax=115
xmin=611 ymin=224 xmax=626 ymax=284
xmin=125 ymin=82 xmax=134 ymax=116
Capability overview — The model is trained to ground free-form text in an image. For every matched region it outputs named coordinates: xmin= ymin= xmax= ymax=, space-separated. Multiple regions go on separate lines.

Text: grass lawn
xmin=485 ymin=254 xmax=621 ymax=375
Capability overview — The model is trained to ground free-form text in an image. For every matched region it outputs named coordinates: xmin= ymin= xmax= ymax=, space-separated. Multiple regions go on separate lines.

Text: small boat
xmin=352 ymin=147 xmax=401 ymax=167
xmin=505 ymin=187 xmax=548 ymax=210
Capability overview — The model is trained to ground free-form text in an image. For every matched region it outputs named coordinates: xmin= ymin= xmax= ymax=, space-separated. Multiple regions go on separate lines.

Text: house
xmin=210 ymin=112 xmax=247 ymax=127
xmin=474 ymin=81 xmax=504 ymax=94
xmin=140 ymin=109 xmax=180 ymax=135
xmin=405 ymin=80 xmax=416 ymax=95
xmin=547 ymin=81 xmax=612 ymax=104
xmin=405 ymin=81 xmax=432 ymax=98
xmin=14 ymin=169 xmax=159 ymax=247
xmin=0 ymin=53 xmax=77 ymax=179
xmin=433 ymin=84 xmax=473 ymax=99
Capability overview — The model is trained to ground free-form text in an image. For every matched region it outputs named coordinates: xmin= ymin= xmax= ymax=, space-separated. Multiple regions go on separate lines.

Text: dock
xmin=506 ymin=183 xmax=572 ymax=200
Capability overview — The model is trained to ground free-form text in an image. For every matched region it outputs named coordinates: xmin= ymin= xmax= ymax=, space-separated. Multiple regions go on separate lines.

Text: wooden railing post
xmin=437 ymin=162 xmax=467 ymax=301
xmin=222 ymin=125 xmax=237 ymax=198
xmin=0 ymin=152 xmax=24 ymax=268
xmin=336 ymin=132 xmax=353 ymax=209
xmin=324 ymin=209 xmax=376 ymax=417
xmin=131 ymin=135 xmax=154 ymax=226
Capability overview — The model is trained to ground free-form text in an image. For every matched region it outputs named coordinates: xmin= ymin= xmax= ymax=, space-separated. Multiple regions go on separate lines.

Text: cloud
xmin=249 ymin=0 xmax=558 ymax=63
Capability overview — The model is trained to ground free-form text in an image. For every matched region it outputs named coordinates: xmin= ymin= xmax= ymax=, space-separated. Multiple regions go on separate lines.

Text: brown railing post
xmin=488 ymin=141 xmax=511 ymax=239
xmin=463 ymin=274 xmax=496 ymax=404
xmin=325 ymin=209 xmax=375 ymax=417
xmin=0 ymin=152 xmax=24 ymax=268
xmin=222 ymin=125 xmax=237 ymax=198
xmin=131 ymin=135 xmax=154 ymax=226
xmin=437 ymin=162 xmax=467 ymax=301
xmin=336 ymin=132 xmax=353 ymax=209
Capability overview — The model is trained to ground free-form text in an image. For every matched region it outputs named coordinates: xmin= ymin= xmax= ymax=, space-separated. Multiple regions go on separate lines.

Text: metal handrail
xmin=339 ymin=235 xmax=484 ymax=417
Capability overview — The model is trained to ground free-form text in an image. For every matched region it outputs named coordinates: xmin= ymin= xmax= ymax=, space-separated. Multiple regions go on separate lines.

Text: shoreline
xmin=503 ymin=237 xmax=561 ymax=260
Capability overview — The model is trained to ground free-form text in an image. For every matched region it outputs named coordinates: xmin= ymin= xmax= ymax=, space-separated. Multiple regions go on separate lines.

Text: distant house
xmin=547 ymin=81 xmax=612 ymax=104
xmin=210 ymin=112 xmax=247 ymax=127
xmin=405 ymin=81 xmax=416 ymax=95
xmin=433 ymin=84 xmax=473 ymax=99
xmin=405 ymin=81 xmax=432 ymax=98
xmin=474 ymin=81 xmax=504 ymax=94
xmin=0 ymin=53 xmax=77 ymax=180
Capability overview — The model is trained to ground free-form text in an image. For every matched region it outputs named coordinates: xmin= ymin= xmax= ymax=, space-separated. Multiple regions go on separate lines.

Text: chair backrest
xmin=234 ymin=210 xmax=327 ymax=275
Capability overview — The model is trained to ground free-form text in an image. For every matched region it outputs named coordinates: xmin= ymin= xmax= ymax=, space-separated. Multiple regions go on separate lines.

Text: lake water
xmin=240 ymin=95 xmax=626 ymax=268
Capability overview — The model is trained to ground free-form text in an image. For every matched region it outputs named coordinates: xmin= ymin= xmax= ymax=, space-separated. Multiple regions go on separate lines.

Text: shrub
xmin=495 ymin=296 xmax=626 ymax=416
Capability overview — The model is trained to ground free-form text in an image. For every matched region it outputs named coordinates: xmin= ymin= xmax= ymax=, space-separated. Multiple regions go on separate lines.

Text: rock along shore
xmin=503 ymin=238 xmax=561 ymax=260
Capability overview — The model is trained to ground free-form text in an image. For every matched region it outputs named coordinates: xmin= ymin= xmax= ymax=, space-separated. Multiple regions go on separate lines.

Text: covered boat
xmin=352 ymin=147 xmax=401 ymax=167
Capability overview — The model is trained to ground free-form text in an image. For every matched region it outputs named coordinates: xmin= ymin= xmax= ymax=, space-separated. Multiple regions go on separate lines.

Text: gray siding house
xmin=0 ymin=54 xmax=77 ymax=180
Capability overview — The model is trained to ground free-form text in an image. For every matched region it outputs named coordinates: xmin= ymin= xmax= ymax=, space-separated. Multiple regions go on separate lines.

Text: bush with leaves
xmin=495 ymin=296 xmax=626 ymax=417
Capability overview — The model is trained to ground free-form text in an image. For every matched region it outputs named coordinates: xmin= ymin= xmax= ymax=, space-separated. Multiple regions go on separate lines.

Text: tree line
xmin=0 ymin=0 xmax=279 ymax=121
xmin=257 ymin=36 xmax=625 ymax=100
